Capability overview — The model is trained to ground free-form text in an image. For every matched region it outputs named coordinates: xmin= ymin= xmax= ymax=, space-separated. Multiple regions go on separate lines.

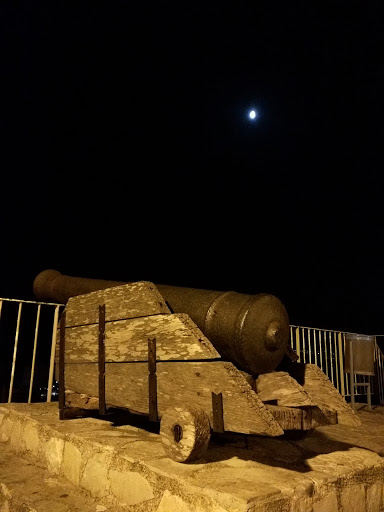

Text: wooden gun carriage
xmin=33 ymin=271 xmax=360 ymax=462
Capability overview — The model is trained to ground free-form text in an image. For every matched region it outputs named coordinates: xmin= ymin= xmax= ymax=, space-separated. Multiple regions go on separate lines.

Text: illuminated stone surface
xmin=42 ymin=437 xmax=64 ymax=475
xmin=81 ymin=453 xmax=110 ymax=497
xmin=24 ymin=422 xmax=39 ymax=455
xmin=1 ymin=403 xmax=384 ymax=511
xmin=62 ymin=441 xmax=82 ymax=485
xmin=109 ymin=470 xmax=154 ymax=505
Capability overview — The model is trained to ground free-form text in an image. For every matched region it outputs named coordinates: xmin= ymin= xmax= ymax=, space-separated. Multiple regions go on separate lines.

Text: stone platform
xmin=1 ymin=402 xmax=384 ymax=512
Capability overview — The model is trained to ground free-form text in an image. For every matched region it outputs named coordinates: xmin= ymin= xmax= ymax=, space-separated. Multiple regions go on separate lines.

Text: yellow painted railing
xmin=290 ymin=325 xmax=384 ymax=404
xmin=0 ymin=298 xmax=64 ymax=403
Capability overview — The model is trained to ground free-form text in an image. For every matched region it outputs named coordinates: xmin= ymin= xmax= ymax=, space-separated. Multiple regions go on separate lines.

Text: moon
xmin=248 ymin=109 xmax=257 ymax=120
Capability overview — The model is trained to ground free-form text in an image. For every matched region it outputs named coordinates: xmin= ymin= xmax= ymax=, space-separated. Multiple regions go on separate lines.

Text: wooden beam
xmin=266 ymin=404 xmax=337 ymax=430
xmin=255 ymin=371 xmax=314 ymax=407
xmin=65 ymin=281 xmax=171 ymax=327
xmin=57 ymin=313 xmax=220 ymax=364
xmin=148 ymin=338 xmax=158 ymax=422
xmin=64 ymin=361 xmax=284 ymax=436
xmin=287 ymin=363 xmax=361 ymax=426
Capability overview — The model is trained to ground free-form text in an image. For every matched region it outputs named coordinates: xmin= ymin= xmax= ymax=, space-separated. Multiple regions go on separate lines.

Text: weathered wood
xmin=266 ymin=405 xmax=304 ymax=430
xmin=160 ymin=407 xmax=211 ymax=462
xmin=64 ymin=281 xmax=170 ymax=327
xmin=98 ymin=305 xmax=106 ymax=415
xmin=255 ymin=371 xmax=314 ymax=407
xmin=59 ymin=311 xmax=66 ymax=420
xmin=239 ymin=371 xmax=255 ymax=388
xmin=287 ymin=363 xmax=361 ymax=426
xmin=148 ymin=338 xmax=158 ymax=422
xmin=266 ymin=404 xmax=338 ymax=430
xmin=212 ymin=392 xmax=224 ymax=432
xmin=58 ymin=313 xmax=220 ymax=363
xmin=64 ymin=361 xmax=284 ymax=436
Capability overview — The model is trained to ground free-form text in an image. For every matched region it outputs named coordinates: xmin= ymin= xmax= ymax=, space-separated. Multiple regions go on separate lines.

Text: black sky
xmin=1 ymin=1 xmax=384 ymax=334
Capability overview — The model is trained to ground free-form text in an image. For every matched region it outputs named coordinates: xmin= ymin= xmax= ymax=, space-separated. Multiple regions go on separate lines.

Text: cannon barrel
xmin=33 ymin=269 xmax=290 ymax=375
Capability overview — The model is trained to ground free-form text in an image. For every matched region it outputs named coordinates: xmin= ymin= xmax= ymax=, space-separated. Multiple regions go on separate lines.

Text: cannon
xmin=33 ymin=269 xmax=290 ymax=375
xmin=33 ymin=270 xmax=360 ymax=462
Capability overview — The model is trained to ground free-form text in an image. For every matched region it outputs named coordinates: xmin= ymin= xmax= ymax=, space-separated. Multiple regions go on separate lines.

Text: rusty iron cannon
xmin=33 ymin=270 xmax=360 ymax=462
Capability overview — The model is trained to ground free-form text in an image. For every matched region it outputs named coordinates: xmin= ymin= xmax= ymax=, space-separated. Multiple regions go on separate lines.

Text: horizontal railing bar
xmin=0 ymin=297 xmax=64 ymax=307
xmin=290 ymin=325 xmax=379 ymax=336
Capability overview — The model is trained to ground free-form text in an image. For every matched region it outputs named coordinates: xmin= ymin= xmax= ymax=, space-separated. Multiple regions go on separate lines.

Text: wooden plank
xmin=266 ymin=405 xmax=337 ymax=431
xmin=64 ymin=281 xmax=170 ymax=327
xmin=148 ymin=338 xmax=158 ymax=422
xmin=58 ymin=313 xmax=220 ymax=363
xmin=287 ymin=363 xmax=361 ymax=426
xmin=64 ymin=361 xmax=284 ymax=436
xmin=255 ymin=371 xmax=314 ymax=407
xmin=266 ymin=404 xmax=304 ymax=430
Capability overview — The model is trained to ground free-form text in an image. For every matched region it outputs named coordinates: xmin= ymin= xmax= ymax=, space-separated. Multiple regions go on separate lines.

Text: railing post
xmin=59 ymin=310 xmax=66 ymax=419
xmin=8 ymin=302 xmax=23 ymax=403
xmin=47 ymin=305 xmax=60 ymax=402
xmin=374 ymin=339 xmax=384 ymax=404
xmin=349 ymin=339 xmax=355 ymax=409
xmin=295 ymin=327 xmax=301 ymax=362
xmin=338 ymin=332 xmax=345 ymax=397
xmin=313 ymin=329 xmax=318 ymax=366
xmin=308 ymin=329 xmax=312 ymax=363
xmin=28 ymin=304 xmax=41 ymax=403
xmin=328 ymin=331 xmax=334 ymax=384
xmin=324 ymin=330 xmax=329 ymax=380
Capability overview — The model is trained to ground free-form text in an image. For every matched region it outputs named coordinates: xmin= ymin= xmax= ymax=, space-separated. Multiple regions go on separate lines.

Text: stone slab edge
xmin=0 ymin=406 xmax=240 ymax=512
xmin=2 ymin=405 xmax=384 ymax=512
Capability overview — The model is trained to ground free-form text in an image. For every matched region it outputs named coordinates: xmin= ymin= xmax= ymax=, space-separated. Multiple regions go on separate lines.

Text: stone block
xmin=366 ymin=480 xmax=382 ymax=512
xmin=0 ymin=418 xmax=12 ymax=443
xmin=109 ymin=469 xmax=154 ymax=506
xmin=9 ymin=420 xmax=23 ymax=453
xmin=61 ymin=442 xmax=82 ymax=485
xmin=81 ymin=453 xmax=110 ymax=498
xmin=156 ymin=490 xmax=192 ymax=512
xmin=313 ymin=490 xmax=338 ymax=512
xmin=259 ymin=496 xmax=291 ymax=512
xmin=23 ymin=423 xmax=39 ymax=455
xmin=42 ymin=437 xmax=64 ymax=475
xmin=340 ymin=483 xmax=366 ymax=512
xmin=156 ymin=490 xmax=230 ymax=512
xmin=290 ymin=496 xmax=312 ymax=512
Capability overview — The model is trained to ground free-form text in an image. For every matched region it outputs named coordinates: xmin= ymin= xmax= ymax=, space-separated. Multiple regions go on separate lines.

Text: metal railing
xmin=1 ymin=296 xmax=384 ymax=406
xmin=0 ymin=298 xmax=64 ymax=403
xmin=290 ymin=325 xmax=384 ymax=404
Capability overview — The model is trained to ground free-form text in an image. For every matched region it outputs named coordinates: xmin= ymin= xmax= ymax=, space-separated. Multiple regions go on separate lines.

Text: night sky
xmin=1 ymin=1 xmax=384 ymax=335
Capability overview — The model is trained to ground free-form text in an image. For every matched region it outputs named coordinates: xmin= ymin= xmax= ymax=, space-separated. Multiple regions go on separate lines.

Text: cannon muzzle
xmin=33 ymin=269 xmax=290 ymax=375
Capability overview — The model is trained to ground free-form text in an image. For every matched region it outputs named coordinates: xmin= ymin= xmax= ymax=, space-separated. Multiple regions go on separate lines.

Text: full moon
xmin=248 ymin=109 xmax=257 ymax=120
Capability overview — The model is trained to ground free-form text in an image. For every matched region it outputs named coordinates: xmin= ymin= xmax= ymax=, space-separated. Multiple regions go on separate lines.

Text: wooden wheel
xmin=160 ymin=406 xmax=211 ymax=462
